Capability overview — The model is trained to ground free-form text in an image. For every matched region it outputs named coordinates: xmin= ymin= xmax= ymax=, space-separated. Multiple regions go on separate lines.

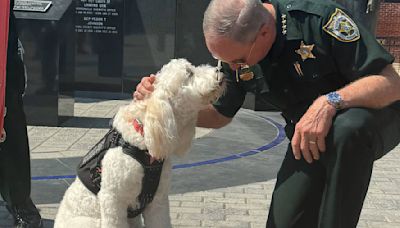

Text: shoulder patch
xmin=323 ymin=8 xmax=360 ymax=42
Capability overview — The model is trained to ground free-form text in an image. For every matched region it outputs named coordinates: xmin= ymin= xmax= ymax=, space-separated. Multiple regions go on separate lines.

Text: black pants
xmin=0 ymin=88 xmax=31 ymax=206
xmin=266 ymin=107 xmax=400 ymax=228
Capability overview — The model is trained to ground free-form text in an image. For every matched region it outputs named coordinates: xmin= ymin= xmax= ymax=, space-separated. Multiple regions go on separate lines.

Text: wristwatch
xmin=325 ymin=91 xmax=344 ymax=110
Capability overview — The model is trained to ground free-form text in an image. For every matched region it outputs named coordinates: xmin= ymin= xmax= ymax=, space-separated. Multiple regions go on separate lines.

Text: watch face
xmin=327 ymin=92 xmax=343 ymax=109
xmin=330 ymin=93 xmax=340 ymax=102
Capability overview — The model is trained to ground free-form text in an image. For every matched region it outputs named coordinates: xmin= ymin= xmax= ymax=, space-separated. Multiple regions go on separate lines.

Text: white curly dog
xmin=54 ymin=59 xmax=225 ymax=228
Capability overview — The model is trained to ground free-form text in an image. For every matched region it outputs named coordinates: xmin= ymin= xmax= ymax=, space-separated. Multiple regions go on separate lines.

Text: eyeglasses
xmin=213 ymin=40 xmax=256 ymax=82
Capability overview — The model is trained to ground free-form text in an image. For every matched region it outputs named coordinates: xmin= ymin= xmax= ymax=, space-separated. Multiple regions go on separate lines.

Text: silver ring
xmin=309 ymin=141 xmax=316 ymax=144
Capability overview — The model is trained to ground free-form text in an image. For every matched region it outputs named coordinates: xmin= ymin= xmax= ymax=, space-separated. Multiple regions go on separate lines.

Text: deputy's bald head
xmin=203 ymin=0 xmax=269 ymax=44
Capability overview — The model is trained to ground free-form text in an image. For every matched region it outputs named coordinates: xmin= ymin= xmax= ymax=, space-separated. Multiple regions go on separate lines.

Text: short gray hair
xmin=203 ymin=0 xmax=268 ymax=43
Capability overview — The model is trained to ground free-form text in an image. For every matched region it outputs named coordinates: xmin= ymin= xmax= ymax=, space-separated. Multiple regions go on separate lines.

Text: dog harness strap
xmin=76 ymin=128 xmax=164 ymax=218
xmin=122 ymin=145 xmax=164 ymax=218
xmin=77 ymin=129 xmax=116 ymax=194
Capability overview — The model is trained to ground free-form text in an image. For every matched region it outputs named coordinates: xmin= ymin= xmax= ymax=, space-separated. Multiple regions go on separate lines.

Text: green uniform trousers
xmin=266 ymin=106 xmax=400 ymax=228
xmin=0 ymin=88 xmax=31 ymax=206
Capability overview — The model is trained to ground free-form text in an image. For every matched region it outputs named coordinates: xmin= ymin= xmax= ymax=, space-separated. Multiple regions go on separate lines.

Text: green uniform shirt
xmin=213 ymin=0 xmax=395 ymax=122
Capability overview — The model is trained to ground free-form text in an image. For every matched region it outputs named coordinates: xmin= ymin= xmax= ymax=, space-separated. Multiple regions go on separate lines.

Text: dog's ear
xmin=144 ymin=95 xmax=178 ymax=160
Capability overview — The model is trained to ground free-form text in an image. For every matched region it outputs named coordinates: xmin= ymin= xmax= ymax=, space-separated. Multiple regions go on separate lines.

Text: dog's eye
xmin=186 ymin=68 xmax=194 ymax=78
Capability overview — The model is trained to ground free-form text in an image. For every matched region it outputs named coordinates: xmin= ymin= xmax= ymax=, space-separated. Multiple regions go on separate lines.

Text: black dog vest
xmin=77 ymin=128 xmax=164 ymax=218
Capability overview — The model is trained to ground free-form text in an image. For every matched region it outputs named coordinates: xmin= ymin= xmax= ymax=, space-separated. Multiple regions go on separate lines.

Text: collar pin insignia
xmin=239 ymin=66 xmax=254 ymax=81
xmin=281 ymin=14 xmax=287 ymax=35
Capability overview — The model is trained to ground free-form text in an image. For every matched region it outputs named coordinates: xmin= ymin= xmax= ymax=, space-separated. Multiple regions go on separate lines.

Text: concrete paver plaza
xmin=1 ymin=97 xmax=400 ymax=228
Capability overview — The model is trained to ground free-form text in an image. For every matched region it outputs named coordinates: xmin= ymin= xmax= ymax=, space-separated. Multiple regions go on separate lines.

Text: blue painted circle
xmin=31 ymin=115 xmax=286 ymax=181
xmin=172 ymin=115 xmax=286 ymax=169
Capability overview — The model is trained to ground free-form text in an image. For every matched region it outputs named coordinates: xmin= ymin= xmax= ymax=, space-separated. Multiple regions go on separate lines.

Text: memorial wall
xmin=72 ymin=0 xmax=214 ymax=94
xmin=14 ymin=0 xmax=75 ymax=125
xmin=14 ymin=0 xmax=214 ymax=125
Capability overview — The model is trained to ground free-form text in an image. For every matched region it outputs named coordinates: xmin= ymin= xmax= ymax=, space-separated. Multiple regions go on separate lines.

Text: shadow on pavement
xmin=30 ymin=111 xmax=287 ymax=205
xmin=60 ymin=116 xmax=112 ymax=129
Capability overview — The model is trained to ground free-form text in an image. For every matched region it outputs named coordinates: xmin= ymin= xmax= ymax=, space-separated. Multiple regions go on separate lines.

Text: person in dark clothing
xmin=1 ymin=0 xmax=42 ymax=227
xmin=134 ymin=0 xmax=400 ymax=227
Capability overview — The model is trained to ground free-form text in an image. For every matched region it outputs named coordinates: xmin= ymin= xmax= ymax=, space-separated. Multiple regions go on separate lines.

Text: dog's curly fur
xmin=54 ymin=59 xmax=225 ymax=228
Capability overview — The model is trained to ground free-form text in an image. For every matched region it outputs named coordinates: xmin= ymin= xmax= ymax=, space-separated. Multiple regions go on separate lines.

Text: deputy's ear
xmin=144 ymin=95 xmax=177 ymax=159
xmin=260 ymin=23 xmax=269 ymax=38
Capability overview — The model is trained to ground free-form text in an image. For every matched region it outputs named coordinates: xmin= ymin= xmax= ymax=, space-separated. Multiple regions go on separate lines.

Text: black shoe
xmin=5 ymin=198 xmax=42 ymax=228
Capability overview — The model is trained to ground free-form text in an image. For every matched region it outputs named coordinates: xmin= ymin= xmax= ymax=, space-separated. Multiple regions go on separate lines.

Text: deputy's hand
xmin=291 ymin=96 xmax=337 ymax=163
xmin=133 ymin=74 xmax=156 ymax=100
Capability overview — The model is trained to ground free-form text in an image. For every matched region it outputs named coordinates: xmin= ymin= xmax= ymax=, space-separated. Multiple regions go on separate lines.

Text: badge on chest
xmin=293 ymin=41 xmax=317 ymax=77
